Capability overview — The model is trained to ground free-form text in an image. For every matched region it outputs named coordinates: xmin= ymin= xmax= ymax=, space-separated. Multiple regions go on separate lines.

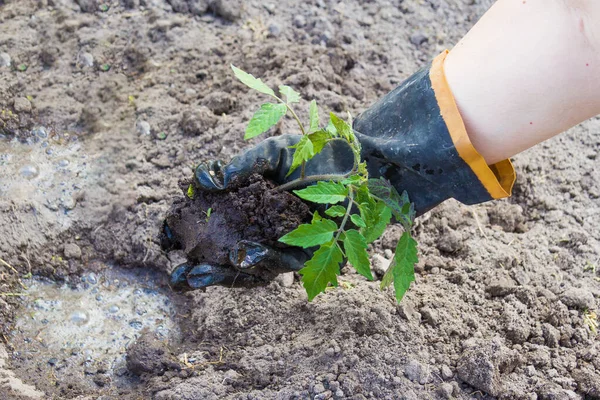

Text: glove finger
xmin=195 ymin=160 xmax=225 ymax=191
xmin=229 ymin=240 xmax=310 ymax=274
xmin=169 ymin=262 xmax=261 ymax=290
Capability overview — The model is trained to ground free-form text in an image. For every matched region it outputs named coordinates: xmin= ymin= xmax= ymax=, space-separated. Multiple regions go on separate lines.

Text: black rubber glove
xmin=168 ymin=50 xmax=515 ymax=290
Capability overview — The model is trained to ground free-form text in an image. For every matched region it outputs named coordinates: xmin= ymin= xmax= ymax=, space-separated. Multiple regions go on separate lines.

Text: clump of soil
xmin=163 ymin=173 xmax=312 ymax=268
xmin=126 ymin=330 xmax=180 ymax=376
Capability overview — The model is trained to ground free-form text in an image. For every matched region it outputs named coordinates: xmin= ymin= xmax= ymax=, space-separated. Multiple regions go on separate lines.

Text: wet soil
xmin=0 ymin=0 xmax=599 ymax=399
xmin=164 ymin=174 xmax=311 ymax=268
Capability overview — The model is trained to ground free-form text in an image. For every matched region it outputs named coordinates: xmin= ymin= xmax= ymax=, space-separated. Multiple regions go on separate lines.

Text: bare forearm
xmin=444 ymin=0 xmax=600 ymax=165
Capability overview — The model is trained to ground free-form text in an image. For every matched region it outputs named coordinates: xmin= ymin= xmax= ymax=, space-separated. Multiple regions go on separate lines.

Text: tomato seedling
xmin=232 ymin=66 xmax=418 ymax=302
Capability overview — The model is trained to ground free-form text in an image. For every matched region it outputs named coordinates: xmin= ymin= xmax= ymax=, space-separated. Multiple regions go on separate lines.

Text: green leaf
xmin=279 ymin=85 xmax=300 ymax=104
xmin=231 ymin=65 xmax=276 ymax=97
xmin=341 ymin=175 xmax=362 ymax=185
xmin=350 ymin=214 xmax=366 ymax=228
xmin=367 ymin=178 xmax=413 ymax=229
xmin=330 ymin=113 xmax=353 ymax=141
xmin=312 ymin=210 xmax=322 ymax=223
xmin=299 ymin=240 xmax=344 ymax=301
xmin=287 ymin=135 xmax=314 ymax=176
xmin=326 ymin=118 xmax=337 ymax=136
xmin=309 ymin=100 xmax=319 ymax=133
xmin=325 ymin=205 xmax=346 ymax=218
xmin=186 ymin=184 xmax=195 ymax=199
xmin=245 ymin=103 xmax=287 ymax=139
xmin=294 ymin=181 xmax=348 ymax=204
xmin=362 ymin=201 xmax=392 ymax=243
xmin=279 ymin=218 xmax=338 ymax=248
xmin=308 ymin=130 xmax=330 ymax=155
xmin=381 ymin=231 xmax=418 ymax=302
xmin=343 ymin=229 xmax=373 ymax=280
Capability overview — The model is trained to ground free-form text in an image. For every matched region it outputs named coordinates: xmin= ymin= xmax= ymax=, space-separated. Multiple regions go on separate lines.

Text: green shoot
xmin=203 ymin=207 xmax=212 ymax=223
xmin=233 ymin=66 xmax=419 ymax=302
xmin=187 ymin=184 xmax=195 ymax=199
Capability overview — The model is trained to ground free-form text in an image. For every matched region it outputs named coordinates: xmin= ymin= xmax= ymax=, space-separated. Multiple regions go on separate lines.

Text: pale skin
xmin=444 ymin=0 xmax=600 ymax=165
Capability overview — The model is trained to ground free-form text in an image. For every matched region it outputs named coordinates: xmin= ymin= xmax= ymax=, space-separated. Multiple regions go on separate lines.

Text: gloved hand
xmin=166 ymin=51 xmax=515 ymax=290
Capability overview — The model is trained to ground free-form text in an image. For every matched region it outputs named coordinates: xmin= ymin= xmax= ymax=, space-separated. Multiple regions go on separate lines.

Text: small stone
xmin=313 ymin=383 xmax=326 ymax=394
xmin=525 ymin=365 xmax=536 ymax=377
xmin=560 ymin=287 xmax=595 ymax=309
xmin=32 ymin=126 xmax=48 ymax=138
xmin=0 ymin=53 xmax=11 ymax=67
xmin=70 ymin=310 xmax=89 ymax=326
xmin=48 ymin=357 xmax=58 ymax=366
xmin=108 ymin=305 xmax=120 ymax=314
xmin=441 ymin=365 xmax=453 ymax=380
xmin=64 ymin=243 xmax=82 ymax=259
xmin=274 ymin=272 xmax=294 ymax=287
xmin=437 ymin=383 xmax=454 ymax=399
xmin=293 ymin=15 xmax=306 ymax=28
xmin=78 ymin=52 xmax=94 ymax=67
xmin=267 ymin=23 xmax=282 ymax=38
xmin=136 ymin=120 xmax=151 ymax=136
xmin=19 ymin=165 xmax=39 ymax=179
xmin=371 ymin=254 xmax=390 ymax=276
xmin=13 ymin=97 xmax=32 ymax=113
xmin=404 ymin=359 xmax=430 ymax=385
xmin=384 ymin=249 xmax=393 ymax=259
xmin=409 ymin=32 xmax=428 ymax=46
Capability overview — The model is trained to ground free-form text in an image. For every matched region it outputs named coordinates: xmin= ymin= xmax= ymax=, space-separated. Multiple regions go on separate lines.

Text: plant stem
xmin=275 ymin=171 xmax=354 ymax=192
xmin=334 ymin=187 xmax=354 ymax=243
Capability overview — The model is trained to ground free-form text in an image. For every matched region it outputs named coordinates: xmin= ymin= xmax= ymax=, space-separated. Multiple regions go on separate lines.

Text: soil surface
xmin=1 ymin=0 xmax=599 ymax=399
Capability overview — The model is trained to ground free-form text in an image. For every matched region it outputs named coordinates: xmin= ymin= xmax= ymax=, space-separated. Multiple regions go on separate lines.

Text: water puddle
xmin=8 ymin=266 xmax=181 ymax=394
xmin=0 ymin=128 xmax=87 ymax=227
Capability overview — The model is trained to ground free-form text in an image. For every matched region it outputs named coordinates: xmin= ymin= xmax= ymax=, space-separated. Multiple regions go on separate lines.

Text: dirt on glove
xmin=163 ymin=174 xmax=312 ymax=267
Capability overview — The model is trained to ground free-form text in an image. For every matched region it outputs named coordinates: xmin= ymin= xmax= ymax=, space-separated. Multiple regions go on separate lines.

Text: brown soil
xmin=0 ymin=1 xmax=599 ymax=399
xmin=164 ymin=174 xmax=311 ymax=269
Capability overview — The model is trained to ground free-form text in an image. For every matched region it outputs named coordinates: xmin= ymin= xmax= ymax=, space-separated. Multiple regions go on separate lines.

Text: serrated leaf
xmin=312 ymin=210 xmax=322 ymax=223
xmin=325 ymin=205 xmax=346 ymax=218
xmin=294 ymin=181 xmax=348 ymax=204
xmin=330 ymin=113 xmax=353 ymax=141
xmin=343 ymin=229 xmax=373 ymax=280
xmin=361 ymin=201 xmax=392 ymax=243
xmin=326 ymin=118 xmax=337 ymax=136
xmin=279 ymin=218 xmax=338 ymax=248
xmin=350 ymin=214 xmax=366 ymax=228
xmin=287 ymin=135 xmax=314 ymax=176
xmin=380 ymin=231 xmax=418 ymax=302
xmin=341 ymin=175 xmax=362 ymax=185
xmin=245 ymin=103 xmax=287 ymax=139
xmin=367 ymin=178 xmax=413 ymax=229
xmin=279 ymin=85 xmax=300 ymax=104
xmin=299 ymin=240 xmax=343 ymax=301
xmin=231 ymin=65 xmax=275 ymax=97
xmin=308 ymin=130 xmax=330 ymax=155
xmin=309 ymin=100 xmax=319 ymax=133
